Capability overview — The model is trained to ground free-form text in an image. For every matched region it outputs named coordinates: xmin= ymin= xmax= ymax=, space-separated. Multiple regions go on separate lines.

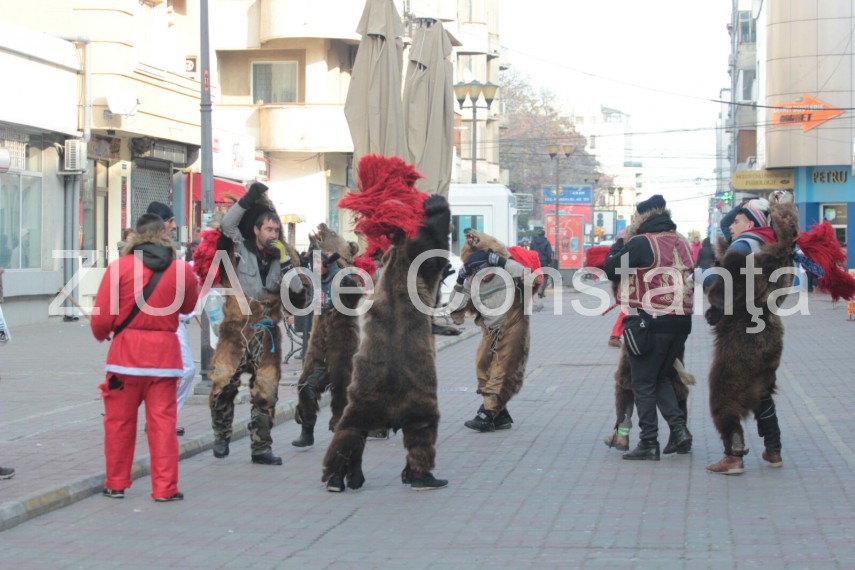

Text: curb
xmin=0 ymin=327 xmax=476 ymax=532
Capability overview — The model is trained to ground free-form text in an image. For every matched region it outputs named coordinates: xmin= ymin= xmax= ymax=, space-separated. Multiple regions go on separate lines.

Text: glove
xmin=238 ymin=181 xmax=268 ymax=209
xmin=487 ymin=250 xmax=506 ymax=268
xmin=267 ymin=239 xmax=288 ymax=263
xmin=456 ymin=265 xmax=469 ymax=285
xmin=608 ymin=238 xmax=625 ymax=255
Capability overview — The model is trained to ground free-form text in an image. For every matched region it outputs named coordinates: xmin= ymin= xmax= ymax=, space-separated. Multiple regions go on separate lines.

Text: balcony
xmin=258 ymin=104 xmax=352 ymax=153
xmin=260 ymin=0 xmax=364 ymax=43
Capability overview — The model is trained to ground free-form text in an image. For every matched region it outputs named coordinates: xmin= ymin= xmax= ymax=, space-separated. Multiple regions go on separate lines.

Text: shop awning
xmin=187 ymin=173 xmax=246 ymax=203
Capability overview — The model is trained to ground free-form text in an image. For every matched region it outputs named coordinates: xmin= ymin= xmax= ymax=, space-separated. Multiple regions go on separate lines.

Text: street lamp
xmin=547 ymin=144 xmax=574 ymax=270
xmin=454 ymin=80 xmax=499 ymax=184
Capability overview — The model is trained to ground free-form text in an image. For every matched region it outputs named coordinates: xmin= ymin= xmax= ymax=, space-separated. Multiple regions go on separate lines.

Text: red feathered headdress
xmin=797 ymin=221 xmax=855 ymax=302
xmin=192 ymin=228 xmax=225 ymax=288
xmin=338 ymin=154 xmax=429 ymax=270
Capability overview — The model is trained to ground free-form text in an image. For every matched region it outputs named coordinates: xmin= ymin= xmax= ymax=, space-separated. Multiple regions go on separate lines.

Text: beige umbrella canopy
xmin=403 ymin=19 xmax=454 ymax=197
xmin=344 ymin=0 xmax=406 ymax=177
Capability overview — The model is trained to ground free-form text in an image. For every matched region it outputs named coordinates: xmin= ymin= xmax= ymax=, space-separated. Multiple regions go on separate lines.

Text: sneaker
xmin=410 ymin=472 xmax=448 ymax=491
xmin=464 ymin=409 xmax=495 ymax=432
xmin=102 ymin=488 xmax=124 ymax=499
xmin=154 ymin=492 xmax=184 ymax=502
xmin=762 ymin=450 xmax=783 ymax=468
xmin=494 ymin=409 xmax=513 ymax=430
xmin=706 ymin=455 xmax=744 ymax=475
xmin=326 ymin=474 xmax=345 ymax=493
xmin=607 ymin=336 xmax=622 ymax=348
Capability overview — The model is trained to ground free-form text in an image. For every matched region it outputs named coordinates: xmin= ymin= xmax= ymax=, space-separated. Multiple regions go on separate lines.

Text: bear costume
xmin=292 ymin=224 xmax=363 ymax=448
xmin=322 ymin=154 xmax=451 ymax=492
xmin=704 ymin=199 xmax=799 ymax=474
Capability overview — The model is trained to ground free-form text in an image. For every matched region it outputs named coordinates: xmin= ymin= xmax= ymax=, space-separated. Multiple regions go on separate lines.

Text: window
xmin=738 ymin=11 xmax=755 ymax=44
xmin=328 ymin=184 xmax=344 ymax=234
xmin=740 ymin=70 xmax=756 ymax=102
xmin=0 ymin=173 xmax=42 ymax=270
xmin=252 ymin=62 xmax=298 ymax=104
xmin=451 ymin=215 xmax=484 ymax=255
xmin=81 ymin=160 xmax=110 ymax=268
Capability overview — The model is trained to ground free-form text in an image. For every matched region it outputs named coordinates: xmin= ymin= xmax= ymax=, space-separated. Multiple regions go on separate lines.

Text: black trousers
xmin=628 ymin=332 xmax=688 ymax=442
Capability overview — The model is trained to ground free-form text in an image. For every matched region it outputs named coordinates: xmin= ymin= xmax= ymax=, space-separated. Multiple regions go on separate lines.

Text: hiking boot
xmin=326 ymin=474 xmax=345 ymax=493
xmin=622 ymin=440 xmax=660 ymax=461
xmin=251 ymin=452 xmax=283 ymax=466
xmin=154 ymin=492 xmax=184 ymax=502
xmin=663 ymin=424 xmax=692 ymax=455
xmin=0 ymin=466 xmax=15 ymax=480
xmin=608 ymin=336 xmax=622 ymax=348
xmin=102 ymin=488 xmax=124 ymax=499
xmin=213 ymin=437 xmax=230 ymax=458
xmin=410 ymin=472 xmax=448 ymax=491
xmin=604 ymin=430 xmax=630 ymax=451
xmin=762 ymin=450 xmax=783 ymax=468
xmin=464 ymin=409 xmax=496 ymax=432
xmin=706 ymin=455 xmax=744 ymax=475
xmin=291 ymin=426 xmax=315 ymax=448
xmin=494 ymin=408 xmax=513 ymax=430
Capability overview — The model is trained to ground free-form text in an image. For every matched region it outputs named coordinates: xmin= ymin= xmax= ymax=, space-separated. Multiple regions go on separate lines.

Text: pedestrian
xmin=448 ymin=230 xmax=531 ymax=432
xmin=530 ymin=229 xmax=553 ymax=298
xmin=117 ymin=227 xmax=136 ymax=255
xmin=705 ymin=198 xmax=799 ymax=475
xmin=206 ymin=182 xmax=306 ymax=466
xmin=90 ymin=213 xmax=199 ymax=501
xmin=691 ymin=235 xmax=702 ymax=262
xmin=603 ymin=194 xmax=694 ymax=461
xmin=696 ymin=237 xmax=715 ymax=270
xmin=146 ymin=201 xmax=194 ymax=437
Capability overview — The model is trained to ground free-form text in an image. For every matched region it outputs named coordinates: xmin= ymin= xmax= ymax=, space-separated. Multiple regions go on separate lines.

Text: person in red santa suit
xmin=90 ymin=213 xmax=199 ymax=501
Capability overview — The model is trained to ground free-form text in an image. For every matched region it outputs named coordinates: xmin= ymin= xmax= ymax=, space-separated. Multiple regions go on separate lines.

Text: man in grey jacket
xmin=208 ymin=182 xmax=305 ymax=466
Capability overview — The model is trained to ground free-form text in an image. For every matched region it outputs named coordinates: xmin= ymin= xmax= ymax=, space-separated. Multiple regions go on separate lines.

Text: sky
xmin=498 ymin=0 xmax=733 ymax=235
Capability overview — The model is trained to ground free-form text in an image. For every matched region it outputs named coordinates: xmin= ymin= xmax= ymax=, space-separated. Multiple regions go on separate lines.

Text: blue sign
xmin=543 ymin=185 xmax=592 ymax=204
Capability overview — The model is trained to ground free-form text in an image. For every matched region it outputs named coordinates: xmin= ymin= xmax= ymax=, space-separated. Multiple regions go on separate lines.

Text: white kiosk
xmin=448 ymin=183 xmax=518 ymax=255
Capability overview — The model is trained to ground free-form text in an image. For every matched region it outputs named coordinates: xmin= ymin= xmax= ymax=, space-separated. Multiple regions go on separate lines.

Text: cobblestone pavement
xmin=1 ymin=288 xmax=854 ymax=569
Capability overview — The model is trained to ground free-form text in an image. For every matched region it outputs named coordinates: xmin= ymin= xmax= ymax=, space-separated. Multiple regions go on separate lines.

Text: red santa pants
xmin=100 ymin=374 xmax=179 ymax=499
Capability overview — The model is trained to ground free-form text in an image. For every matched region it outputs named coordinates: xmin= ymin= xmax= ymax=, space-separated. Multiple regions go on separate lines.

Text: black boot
xmin=663 ymin=424 xmax=692 ymax=455
xmin=251 ymin=451 xmax=283 ymax=465
xmin=213 ymin=437 xmax=230 ymax=459
xmin=622 ymin=440 xmax=660 ymax=461
xmin=292 ymin=425 xmax=315 ymax=448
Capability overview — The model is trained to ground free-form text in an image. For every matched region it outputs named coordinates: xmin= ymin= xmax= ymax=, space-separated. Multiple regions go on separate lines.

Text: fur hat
xmin=147 ymin=201 xmax=174 ymax=222
xmin=740 ymin=198 xmax=771 ymax=228
xmin=636 ymin=194 xmax=666 ymax=214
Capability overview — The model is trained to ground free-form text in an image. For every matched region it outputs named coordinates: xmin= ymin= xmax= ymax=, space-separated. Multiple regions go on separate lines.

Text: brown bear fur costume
xmin=705 ymin=201 xmax=799 ymax=467
xmin=321 ymin=194 xmax=451 ymax=491
xmin=449 ymin=229 xmax=532 ymax=422
xmin=292 ymin=224 xmax=363 ymax=448
xmin=601 ymin=210 xmax=695 ymax=451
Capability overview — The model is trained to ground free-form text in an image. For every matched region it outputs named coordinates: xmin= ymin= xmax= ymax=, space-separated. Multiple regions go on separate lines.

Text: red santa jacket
xmin=91 ymin=232 xmax=199 ymax=377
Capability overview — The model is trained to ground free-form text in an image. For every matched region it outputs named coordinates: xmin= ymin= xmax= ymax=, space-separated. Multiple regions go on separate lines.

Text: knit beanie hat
xmin=147 ymin=201 xmax=175 ymax=222
xmin=636 ymin=194 xmax=666 ymax=214
xmin=739 ymin=198 xmax=770 ymax=228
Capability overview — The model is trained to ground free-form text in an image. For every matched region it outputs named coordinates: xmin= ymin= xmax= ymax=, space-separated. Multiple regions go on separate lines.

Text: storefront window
xmin=0 ymin=173 xmax=42 ymax=269
xmin=329 ymin=184 xmax=344 ymax=233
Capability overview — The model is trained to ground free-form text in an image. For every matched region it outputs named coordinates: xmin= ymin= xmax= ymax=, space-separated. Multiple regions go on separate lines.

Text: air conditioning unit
xmin=64 ymin=139 xmax=87 ymax=172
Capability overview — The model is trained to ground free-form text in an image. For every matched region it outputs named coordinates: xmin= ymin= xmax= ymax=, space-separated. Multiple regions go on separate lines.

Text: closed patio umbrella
xmin=344 ymin=0 xmax=406 ymax=177
xmin=403 ymin=19 xmax=454 ymax=197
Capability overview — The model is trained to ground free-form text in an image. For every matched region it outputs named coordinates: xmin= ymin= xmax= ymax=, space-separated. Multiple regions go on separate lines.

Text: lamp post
xmin=547 ymin=144 xmax=574 ymax=270
xmin=454 ymin=80 xmax=499 ymax=184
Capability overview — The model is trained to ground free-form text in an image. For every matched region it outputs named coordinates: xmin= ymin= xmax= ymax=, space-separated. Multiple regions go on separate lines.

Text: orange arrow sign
xmin=772 ymin=95 xmax=844 ymax=132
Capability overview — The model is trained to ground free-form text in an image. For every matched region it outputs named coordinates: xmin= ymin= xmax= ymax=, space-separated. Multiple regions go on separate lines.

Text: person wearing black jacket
xmin=603 ymin=195 xmax=694 ymax=461
xmin=530 ymin=229 xmax=553 ymax=298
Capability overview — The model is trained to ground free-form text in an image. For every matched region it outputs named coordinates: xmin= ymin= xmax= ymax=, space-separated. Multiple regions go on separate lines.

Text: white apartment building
xmin=0 ymin=0 xmax=504 ymax=325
